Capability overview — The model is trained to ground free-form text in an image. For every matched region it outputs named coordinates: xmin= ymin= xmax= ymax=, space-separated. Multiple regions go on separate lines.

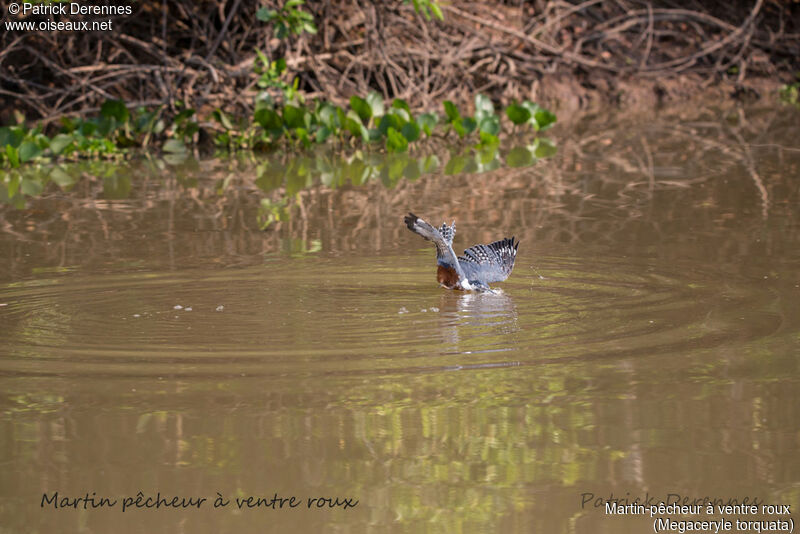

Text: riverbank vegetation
xmin=1 ymin=0 xmax=798 ymax=168
xmin=2 ymin=0 xmax=797 ymax=121
xmin=0 ymin=90 xmax=556 ymax=168
xmin=2 ymin=0 xmax=563 ymax=167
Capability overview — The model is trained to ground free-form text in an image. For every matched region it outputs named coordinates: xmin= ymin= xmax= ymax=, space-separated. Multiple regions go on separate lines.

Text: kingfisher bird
xmin=404 ymin=212 xmax=519 ymax=291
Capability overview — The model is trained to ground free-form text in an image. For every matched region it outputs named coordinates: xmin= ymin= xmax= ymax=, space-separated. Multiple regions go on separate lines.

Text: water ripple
xmin=0 ymin=254 xmax=788 ymax=378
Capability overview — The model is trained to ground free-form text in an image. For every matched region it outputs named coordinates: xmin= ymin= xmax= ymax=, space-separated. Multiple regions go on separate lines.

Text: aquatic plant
xmin=0 ymin=90 xmax=557 ymax=168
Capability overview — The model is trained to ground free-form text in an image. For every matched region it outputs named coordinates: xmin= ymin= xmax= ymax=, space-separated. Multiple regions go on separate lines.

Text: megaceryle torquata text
xmin=404 ymin=212 xmax=519 ymax=291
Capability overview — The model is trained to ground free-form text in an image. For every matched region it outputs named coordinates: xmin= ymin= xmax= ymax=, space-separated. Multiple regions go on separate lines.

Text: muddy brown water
xmin=1 ymin=106 xmax=799 ymax=533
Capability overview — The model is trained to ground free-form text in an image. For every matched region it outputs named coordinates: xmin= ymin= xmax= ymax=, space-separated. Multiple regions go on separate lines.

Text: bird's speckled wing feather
xmin=458 ymin=237 xmax=519 ymax=284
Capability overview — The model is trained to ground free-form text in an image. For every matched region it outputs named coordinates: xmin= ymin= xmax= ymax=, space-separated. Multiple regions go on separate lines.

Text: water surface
xmin=1 ymin=105 xmax=799 ymax=533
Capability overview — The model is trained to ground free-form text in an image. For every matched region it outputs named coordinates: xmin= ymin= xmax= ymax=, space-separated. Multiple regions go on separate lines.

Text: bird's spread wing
xmin=458 ymin=237 xmax=519 ymax=284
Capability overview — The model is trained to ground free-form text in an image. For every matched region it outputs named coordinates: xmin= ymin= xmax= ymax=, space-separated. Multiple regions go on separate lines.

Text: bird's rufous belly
xmin=436 ymin=265 xmax=461 ymax=289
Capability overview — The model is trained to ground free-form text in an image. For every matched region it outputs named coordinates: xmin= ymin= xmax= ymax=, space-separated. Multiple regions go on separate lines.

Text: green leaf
xmin=385 ymin=127 xmax=409 ymax=152
xmin=478 ymin=130 xmax=499 ymax=147
xmin=460 ymin=117 xmax=477 ymax=134
xmin=443 ymin=100 xmax=460 ymax=122
xmin=317 ymin=103 xmax=339 ymax=129
xmin=0 ymin=126 xmax=23 ymax=148
xmin=273 ymin=57 xmax=287 ymax=76
xmin=391 ymin=99 xmax=411 ymax=114
xmin=254 ymin=108 xmax=283 ymax=131
xmin=366 ymin=91 xmax=385 ymax=118
xmin=49 ymin=134 xmax=74 ymax=155
xmin=452 ymin=117 xmax=476 ymax=138
xmin=391 ymin=107 xmax=410 ymax=123
xmin=254 ymin=48 xmax=269 ymax=68
xmin=315 ymin=125 xmax=332 ymax=143
xmin=78 ymin=122 xmax=96 ymax=137
xmin=350 ymin=96 xmax=372 ymax=123
xmin=162 ymin=139 xmax=186 ymax=153
xmin=96 ymin=116 xmax=114 ymax=137
xmin=430 ymin=1 xmax=443 ymax=20
xmin=474 ymin=94 xmax=494 ymax=122
xmin=478 ymin=116 xmax=500 ymax=136
xmin=534 ymin=107 xmax=557 ymax=131
xmin=100 ymin=99 xmax=130 ymax=124
xmin=400 ymin=121 xmax=421 ymax=142
xmin=519 ymin=101 xmax=556 ymax=130
xmin=377 ymin=114 xmax=403 ymax=136
xmin=294 ymin=127 xmax=311 ymax=148
xmin=212 ymin=109 xmax=234 ymax=130
xmin=172 ymin=109 xmax=196 ymax=128
xmin=416 ymin=113 xmax=438 ymax=137
xmin=344 ymin=111 xmax=368 ymax=141
xmin=282 ymin=105 xmax=306 ymax=129
xmin=452 ymin=119 xmax=466 ymax=138
xmin=506 ymin=103 xmax=532 ymax=125
xmin=256 ymin=7 xmax=274 ymax=22
xmin=18 ymin=141 xmax=42 ymax=163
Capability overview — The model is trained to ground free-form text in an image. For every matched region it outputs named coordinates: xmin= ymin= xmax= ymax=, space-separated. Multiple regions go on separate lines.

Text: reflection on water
xmin=434 ymin=290 xmax=519 ymax=360
xmin=1 ymin=105 xmax=799 ymax=533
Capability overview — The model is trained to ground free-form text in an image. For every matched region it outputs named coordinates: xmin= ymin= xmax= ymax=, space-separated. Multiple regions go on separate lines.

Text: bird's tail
xmin=404 ymin=212 xmax=442 ymax=243
xmin=404 ymin=212 xmax=459 ymax=268
xmin=404 ymin=213 xmax=456 ymax=245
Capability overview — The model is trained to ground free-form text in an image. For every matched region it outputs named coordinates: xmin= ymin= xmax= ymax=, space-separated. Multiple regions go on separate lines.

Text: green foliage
xmin=443 ymin=101 xmax=460 ymax=122
xmin=522 ymin=101 xmax=557 ymax=131
xmin=0 ymin=89 xmax=558 ymax=167
xmin=255 ymin=52 xmax=288 ymax=90
xmin=779 ymin=80 xmax=800 ymax=108
xmin=404 ymin=0 xmax=443 ymax=21
xmin=100 ymin=99 xmax=130 ymax=124
xmin=506 ymin=101 xmax=557 ymax=130
xmin=350 ymin=96 xmax=372 ymax=123
xmin=416 ymin=113 xmax=438 ymax=137
xmin=400 ymin=121 xmax=421 ymax=143
xmin=256 ymin=0 xmax=317 ymax=39
xmin=385 ymin=127 xmax=409 ymax=152
xmin=366 ymin=91 xmax=385 ymax=119
xmin=505 ymin=103 xmax=532 ymax=125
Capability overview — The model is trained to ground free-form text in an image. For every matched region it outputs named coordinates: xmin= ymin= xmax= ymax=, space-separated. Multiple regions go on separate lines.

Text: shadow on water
xmin=1 ymin=105 xmax=799 ymax=534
